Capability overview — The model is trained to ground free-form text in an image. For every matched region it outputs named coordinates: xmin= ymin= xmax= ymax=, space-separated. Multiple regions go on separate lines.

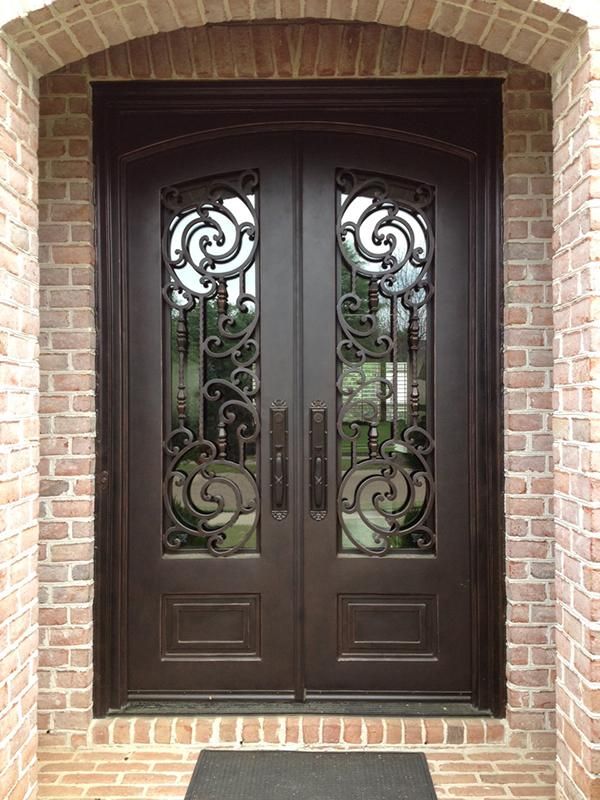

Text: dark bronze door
xmin=302 ymin=134 xmax=470 ymax=697
xmin=96 ymin=81 xmax=503 ymax=713
xmin=127 ymin=135 xmax=298 ymax=693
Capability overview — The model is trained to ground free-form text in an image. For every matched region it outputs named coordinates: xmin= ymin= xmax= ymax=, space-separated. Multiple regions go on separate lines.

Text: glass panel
xmin=336 ymin=170 xmax=435 ymax=555
xmin=162 ymin=171 xmax=260 ymax=555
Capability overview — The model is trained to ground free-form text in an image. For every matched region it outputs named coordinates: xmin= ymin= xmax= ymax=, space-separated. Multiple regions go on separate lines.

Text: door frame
xmin=92 ymin=79 xmax=505 ymax=717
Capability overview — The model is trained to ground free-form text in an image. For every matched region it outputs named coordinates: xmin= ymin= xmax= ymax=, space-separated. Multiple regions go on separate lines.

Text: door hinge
xmin=98 ymin=470 xmax=109 ymax=492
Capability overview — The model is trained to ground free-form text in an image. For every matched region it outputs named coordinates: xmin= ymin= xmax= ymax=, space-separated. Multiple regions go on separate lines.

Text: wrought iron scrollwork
xmin=162 ymin=171 xmax=260 ymax=556
xmin=336 ymin=169 xmax=436 ymax=556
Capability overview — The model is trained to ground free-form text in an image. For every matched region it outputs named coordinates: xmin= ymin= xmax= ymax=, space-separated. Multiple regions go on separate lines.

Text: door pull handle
xmin=270 ymin=401 xmax=288 ymax=520
xmin=274 ymin=450 xmax=284 ymax=507
xmin=310 ymin=401 xmax=327 ymax=521
xmin=313 ymin=456 xmax=323 ymax=509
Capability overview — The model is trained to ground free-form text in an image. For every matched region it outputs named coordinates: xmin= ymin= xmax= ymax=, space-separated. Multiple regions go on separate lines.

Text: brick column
xmin=0 ymin=33 xmax=39 ymax=800
xmin=503 ymin=67 xmax=556 ymax=741
xmin=37 ymin=68 xmax=95 ymax=738
xmin=553 ymin=25 xmax=600 ymax=800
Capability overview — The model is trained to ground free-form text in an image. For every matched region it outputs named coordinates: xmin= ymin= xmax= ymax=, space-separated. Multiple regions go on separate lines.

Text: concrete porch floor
xmin=38 ymin=746 xmax=556 ymax=799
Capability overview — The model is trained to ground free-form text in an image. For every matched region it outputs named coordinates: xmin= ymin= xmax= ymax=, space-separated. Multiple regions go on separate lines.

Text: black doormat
xmin=184 ymin=750 xmax=437 ymax=800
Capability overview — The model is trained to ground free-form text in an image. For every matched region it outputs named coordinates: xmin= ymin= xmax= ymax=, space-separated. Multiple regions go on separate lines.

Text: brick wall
xmin=552 ymin=26 xmax=600 ymax=800
xmin=35 ymin=22 xmax=556 ymax=752
xmin=0 ymin=0 xmax=598 ymax=798
xmin=0 ymin=2 xmax=598 ymax=799
xmin=0 ymin=33 xmax=39 ymax=800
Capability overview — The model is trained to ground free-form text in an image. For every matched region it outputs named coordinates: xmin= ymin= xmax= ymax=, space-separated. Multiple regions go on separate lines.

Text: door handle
xmin=310 ymin=401 xmax=327 ymax=521
xmin=270 ymin=401 xmax=288 ymax=520
xmin=313 ymin=456 xmax=323 ymax=509
xmin=274 ymin=451 xmax=284 ymax=507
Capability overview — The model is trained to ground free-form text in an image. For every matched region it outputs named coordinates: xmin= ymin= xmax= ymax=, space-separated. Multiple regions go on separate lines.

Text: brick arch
xmin=0 ymin=0 xmax=587 ymax=77
xmin=77 ymin=22 xmax=516 ymax=79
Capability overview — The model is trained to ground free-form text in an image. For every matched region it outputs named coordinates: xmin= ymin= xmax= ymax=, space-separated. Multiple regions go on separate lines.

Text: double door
xmin=125 ymin=129 xmax=473 ymax=701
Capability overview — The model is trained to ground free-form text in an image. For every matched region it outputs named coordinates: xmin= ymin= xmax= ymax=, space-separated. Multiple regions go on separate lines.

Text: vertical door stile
xmin=293 ymin=134 xmax=305 ymax=702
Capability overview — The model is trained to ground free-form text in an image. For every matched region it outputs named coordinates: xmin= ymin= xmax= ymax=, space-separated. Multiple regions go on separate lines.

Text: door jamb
xmin=92 ymin=79 xmax=505 ymax=718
